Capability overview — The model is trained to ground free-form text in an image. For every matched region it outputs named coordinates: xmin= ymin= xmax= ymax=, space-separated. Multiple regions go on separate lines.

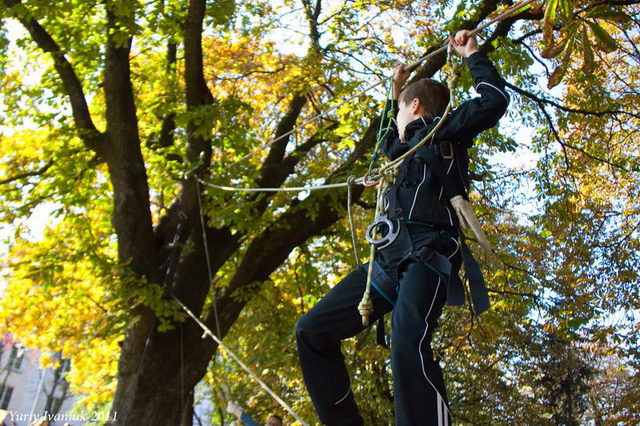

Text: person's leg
xmin=296 ymin=265 xmax=394 ymax=426
xmin=391 ymin=260 xmax=451 ymax=426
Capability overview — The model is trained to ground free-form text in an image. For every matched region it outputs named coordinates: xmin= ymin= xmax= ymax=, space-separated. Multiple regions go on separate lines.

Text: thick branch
xmin=203 ymin=185 xmax=353 ymax=336
xmin=184 ymin=0 xmax=214 ymax=165
xmin=153 ymin=42 xmax=178 ymax=153
xmin=302 ymin=0 xmax=322 ymax=49
xmin=200 ymin=114 xmax=379 ymax=334
xmin=2 ymin=0 xmax=104 ymax=155
xmin=155 ymin=0 xmax=217 ymax=262
xmin=103 ymin=4 xmax=159 ymax=277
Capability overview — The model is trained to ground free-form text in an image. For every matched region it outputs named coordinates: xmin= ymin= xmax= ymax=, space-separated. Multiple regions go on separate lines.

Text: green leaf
xmin=587 ymin=20 xmax=618 ymax=53
xmin=560 ymin=0 xmax=572 ymax=18
xmin=589 ymin=9 xmax=631 ymax=23
xmin=544 ymin=0 xmax=559 ymax=22
xmin=581 ymin=29 xmax=595 ymax=74
xmin=210 ymin=0 xmax=236 ymax=26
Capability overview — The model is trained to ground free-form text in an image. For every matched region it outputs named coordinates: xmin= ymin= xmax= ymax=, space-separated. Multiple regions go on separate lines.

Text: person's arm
xmin=227 ymin=400 xmax=260 ymax=426
xmin=379 ymin=65 xmax=411 ymax=161
xmin=435 ymin=31 xmax=510 ymax=145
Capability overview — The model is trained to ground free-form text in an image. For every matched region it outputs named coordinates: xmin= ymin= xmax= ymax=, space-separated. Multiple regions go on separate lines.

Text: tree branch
xmin=1 ymin=0 xmax=105 ymax=156
xmin=255 ymin=94 xmax=308 ymax=189
xmin=0 ymin=160 xmax=53 ymax=185
xmin=517 ymin=85 xmax=638 ymax=173
xmin=155 ymin=0 xmax=217 ymax=263
xmin=505 ymin=82 xmax=640 ymax=119
xmin=538 ymin=105 xmax=573 ymax=170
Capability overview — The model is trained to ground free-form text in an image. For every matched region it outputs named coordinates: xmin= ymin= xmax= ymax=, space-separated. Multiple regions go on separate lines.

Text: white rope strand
xmin=171 ymin=294 xmax=309 ymax=425
xmin=201 ymin=181 xmax=350 ymax=192
xmin=198 ymin=175 xmax=376 ymax=193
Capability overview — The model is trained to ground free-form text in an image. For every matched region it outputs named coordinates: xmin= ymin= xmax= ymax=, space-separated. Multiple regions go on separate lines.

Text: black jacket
xmin=380 ymin=51 xmax=510 ymax=229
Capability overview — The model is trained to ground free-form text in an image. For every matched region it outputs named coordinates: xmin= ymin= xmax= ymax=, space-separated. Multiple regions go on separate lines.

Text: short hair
xmin=398 ymin=78 xmax=450 ymax=120
xmin=269 ymin=415 xmax=283 ymax=425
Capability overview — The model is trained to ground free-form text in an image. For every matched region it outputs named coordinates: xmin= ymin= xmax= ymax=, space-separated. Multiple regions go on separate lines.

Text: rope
xmin=227 ymin=0 xmax=539 ymax=168
xmin=171 ymin=294 xmax=308 ymax=425
xmin=197 ymin=172 xmax=384 ymax=194
xmin=200 ymin=180 xmax=354 ymax=192
xmin=358 ymin=180 xmax=386 ymax=326
xmin=346 ymin=176 xmax=361 ymax=267
xmin=196 ymin=179 xmax=222 ymax=339
xmin=162 ymin=183 xmax=309 ymax=424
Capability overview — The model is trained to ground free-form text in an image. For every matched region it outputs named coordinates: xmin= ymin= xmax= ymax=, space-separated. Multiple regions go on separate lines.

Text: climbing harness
xmin=357 ymin=60 xmax=462 ymax=326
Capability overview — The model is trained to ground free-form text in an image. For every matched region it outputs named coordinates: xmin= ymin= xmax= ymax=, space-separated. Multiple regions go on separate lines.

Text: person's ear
xmin=411 ymin=98 xmax=421 ymax=115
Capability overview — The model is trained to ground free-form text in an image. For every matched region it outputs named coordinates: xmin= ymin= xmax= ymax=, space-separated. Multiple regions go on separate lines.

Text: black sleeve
xmin=435 ymin=51 xmax=510 ymax=146
xmin=379 ymin=99 xmax=410 ymax=161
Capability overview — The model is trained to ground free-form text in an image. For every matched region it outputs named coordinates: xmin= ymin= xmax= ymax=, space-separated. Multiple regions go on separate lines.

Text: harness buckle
xmin=366 ymin=216 xmax=400 ymax=249
xmin=441 ymin=141 xmax=454 ymax=160
xmin=362 ymin=172 xmax=379 ymax=188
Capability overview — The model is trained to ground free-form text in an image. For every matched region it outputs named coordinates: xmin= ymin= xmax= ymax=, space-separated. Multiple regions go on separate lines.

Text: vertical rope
xmin=346 ymin=177 xmax=361 ymax=267
xmin=195 ymin=179 xmax=222 ymax=339
xmin=191 ymin=178 xmax=308 ymax=424
xmin=358 ymin=181 xmax=385 ymax=326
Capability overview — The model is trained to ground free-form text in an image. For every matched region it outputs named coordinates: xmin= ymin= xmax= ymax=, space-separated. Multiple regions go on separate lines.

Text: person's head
xmin=397 ymin=78 xmax=449 ymax=141
xmin=265 ymin=414 xmax=283 ymax=426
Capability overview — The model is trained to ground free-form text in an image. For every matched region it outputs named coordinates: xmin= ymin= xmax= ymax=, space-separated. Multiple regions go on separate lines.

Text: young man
xmin=295 ymin=30 xmax=509 ymax=425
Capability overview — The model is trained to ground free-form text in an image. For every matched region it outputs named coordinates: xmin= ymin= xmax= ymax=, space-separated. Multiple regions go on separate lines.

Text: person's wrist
xmin=464 ymin=47 xmax=480 ymax=58
xmin=393 ymin=83 xmax=403 ymax=98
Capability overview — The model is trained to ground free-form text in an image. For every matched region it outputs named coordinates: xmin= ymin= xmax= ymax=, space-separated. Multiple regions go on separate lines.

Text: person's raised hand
xmin=449 ymin=30 xmax=480 ymax=58
xmin=393 ymin=64 xmax=411 ymax=99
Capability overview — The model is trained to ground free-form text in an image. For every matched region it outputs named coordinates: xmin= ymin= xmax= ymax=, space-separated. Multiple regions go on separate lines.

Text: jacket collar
xmin=404 ymin=115 xmax=435 ymax=141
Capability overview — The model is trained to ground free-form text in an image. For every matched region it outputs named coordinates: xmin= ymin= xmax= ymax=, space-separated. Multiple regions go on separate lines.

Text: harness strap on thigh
xmin=414 ymin=245 xmax=452 ymax=278
xmin=370 ymin=261 xmax=397 ymax=348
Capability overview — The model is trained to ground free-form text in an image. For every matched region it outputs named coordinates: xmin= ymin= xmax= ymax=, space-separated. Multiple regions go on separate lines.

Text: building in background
xmin=0 ymin=334 xmax=79 ymax=426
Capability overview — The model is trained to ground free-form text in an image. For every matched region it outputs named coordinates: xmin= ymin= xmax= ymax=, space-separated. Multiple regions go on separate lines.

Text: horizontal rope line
xmin=198 ymin=176 xmax=371 ymax=193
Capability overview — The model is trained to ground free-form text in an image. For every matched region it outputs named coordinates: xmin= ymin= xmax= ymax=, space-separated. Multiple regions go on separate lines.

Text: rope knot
xmin=358 ymin=295 xmax=374 ymax=326
xmin=347 ymin=175 xmax=358 ymax=187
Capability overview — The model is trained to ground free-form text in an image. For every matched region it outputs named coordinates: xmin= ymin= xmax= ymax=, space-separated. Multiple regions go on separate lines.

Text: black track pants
xmin=296 ymin=260 xmax=451 ymax=425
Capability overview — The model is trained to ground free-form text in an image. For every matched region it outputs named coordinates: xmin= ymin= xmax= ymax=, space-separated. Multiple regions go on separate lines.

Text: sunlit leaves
xmin=210 ymin=0 xmax=236 ymax=26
